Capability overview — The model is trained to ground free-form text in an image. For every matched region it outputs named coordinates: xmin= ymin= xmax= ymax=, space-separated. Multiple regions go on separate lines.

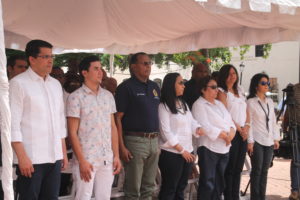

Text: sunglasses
xmin=207 ymin=85 xmax=218 ymax=90
xmin=138 ymin=61 xmax=153 ymax=66
xmin=260 ymin=81 xmax=270 ymax=86
xmin=178 ymin=81 xmax=185 ymax=85
xmin=37 ymin=55 xmax=55 ymax=59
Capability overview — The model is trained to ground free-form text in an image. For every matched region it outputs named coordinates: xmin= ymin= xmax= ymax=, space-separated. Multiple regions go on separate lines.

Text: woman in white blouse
xmin=158 ymin=73 xmax=204 ymax=200
xmin=192 ymin=76 xmax=236 ymax=200
xmin=247 ymin=73 xmax=280 ymax=200
xmin=217 ymin=64 xmax=250 ymax=200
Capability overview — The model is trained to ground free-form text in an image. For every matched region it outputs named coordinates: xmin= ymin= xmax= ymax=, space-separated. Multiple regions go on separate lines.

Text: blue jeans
xmin=197 ymin=146 xmax=229 ymax=200
xmin=250 ymin=142 xmax=274 ymax=200
xmin=16 ymin=160 xmax=62 ymax=200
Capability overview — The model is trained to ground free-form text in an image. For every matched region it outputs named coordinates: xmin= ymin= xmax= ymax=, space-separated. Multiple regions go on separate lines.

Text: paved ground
xmin=240 ymin=157 xmax=291 ymax=200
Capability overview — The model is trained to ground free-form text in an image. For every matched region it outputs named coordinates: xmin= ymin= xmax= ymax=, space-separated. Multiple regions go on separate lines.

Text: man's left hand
xmin=61 ymin=155 xmax=69 ymax=171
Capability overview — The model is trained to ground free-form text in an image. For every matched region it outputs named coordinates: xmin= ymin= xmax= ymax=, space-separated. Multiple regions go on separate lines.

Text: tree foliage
xmin=5 ymin=44 xmax=272 ymax=72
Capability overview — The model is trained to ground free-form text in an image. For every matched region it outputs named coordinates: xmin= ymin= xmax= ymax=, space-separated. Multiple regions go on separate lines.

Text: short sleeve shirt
xmin=66 ymin=84 xmax=116 ymax=166
xmin=115 ymin=76 xmax=160 ymax=132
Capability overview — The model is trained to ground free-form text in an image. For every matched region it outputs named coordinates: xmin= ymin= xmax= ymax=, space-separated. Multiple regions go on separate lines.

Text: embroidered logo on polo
xmin=153 ymin=89 xmax=158 ymax=97
xmin=137 ymin=93 xmax=146 ymax=96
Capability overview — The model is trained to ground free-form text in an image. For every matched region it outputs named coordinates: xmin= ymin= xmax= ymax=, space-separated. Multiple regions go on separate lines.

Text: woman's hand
xmin=196 ymin=127 xmax=205 ymax=136
xmin=181 ymin=151 xmax=195 ymax=163
xmin=247 ymin=143 xmax=254 ymax=156
xmin=274 ymin=140 xmax=280 ymax=150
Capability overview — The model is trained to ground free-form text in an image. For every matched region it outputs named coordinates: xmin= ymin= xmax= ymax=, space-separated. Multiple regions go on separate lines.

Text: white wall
xmin=230 ymin=41 xmax=299 ymax=101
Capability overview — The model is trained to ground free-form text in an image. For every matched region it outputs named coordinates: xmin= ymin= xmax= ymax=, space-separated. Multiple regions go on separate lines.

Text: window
xmin=255 ymin=45 xmax=264 ymax=57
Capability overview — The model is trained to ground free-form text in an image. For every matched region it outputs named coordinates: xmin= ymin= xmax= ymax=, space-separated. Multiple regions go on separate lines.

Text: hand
xmin=274 ymin=140 xmax=280 ymax=150
xmin=218 ymin=131 xmax=229 ymax=145
xmin=61 ymin=154 xmax=69 ymax=171
xmin=240 ymin=126 xmax=249 ymax=141
xmin=181 ymin=151 xmax=195 ymax=163
xmin=248 ymin=143 xmax=254 ymax=156
xmin=113 ymin=156 xmax=122 ymax=175
xmin=18 ymin=156 xmax=34 ymax=178
xmin=79 ymin=159 xmax=93 ymax=182
xmin=120 ymin=146 xmax=133 ymax=162
xmin=196 ymin=127 xmax=205 ymax=136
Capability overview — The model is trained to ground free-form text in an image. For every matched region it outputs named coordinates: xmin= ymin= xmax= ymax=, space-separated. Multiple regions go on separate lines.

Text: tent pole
xmin=109 ymin=54 xmax=115 ymax=77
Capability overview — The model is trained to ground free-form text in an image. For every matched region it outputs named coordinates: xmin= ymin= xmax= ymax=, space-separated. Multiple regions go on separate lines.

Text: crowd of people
xmin=2 ymin=39 xmax=298 ymax=200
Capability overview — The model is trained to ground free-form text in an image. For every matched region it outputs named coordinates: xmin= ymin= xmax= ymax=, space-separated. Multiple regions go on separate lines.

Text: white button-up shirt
xmin=158 ymin=103 xmax=200 ymax=154
xmin=192 ymin=97 xmax=236 ymax=154
xmin=10 ymin=67 xmax=66 ymax=164
xmin=220 ymin=86 xmax=247 ymax=127
xmin=247 ymin=97 xmax=280 ymax=146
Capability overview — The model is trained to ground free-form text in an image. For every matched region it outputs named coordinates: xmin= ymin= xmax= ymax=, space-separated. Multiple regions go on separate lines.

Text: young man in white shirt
xmin=10 ymin=39 xmax=68 ymax=199
xmin=66 ymin=55 xmax=121 ymax=200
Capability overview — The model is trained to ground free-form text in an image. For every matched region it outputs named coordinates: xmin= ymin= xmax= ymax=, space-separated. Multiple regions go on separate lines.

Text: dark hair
xmin=160 ymin=73 xmax=187 ymax=114
xmin=218 ymin=64 xmax=239 ymax=95
xmin=78 ymin=55 xmax=100 ymax=81
xmin=198 ymin=76 xmax=216 ymax=96
xmin=211 ymin=71 xmax=219 ymax=81
xmin=7 ymin=55 xmax=27 ymax=68
xmin=25 ymin=40 xmax=53 ymax=59
xmin=63 ymin=72 xmax=82 ymax=93
xmin=247 ymin=73 xmax=269 ymax=99
xmin=129 ymin=52 xmax=147 ymax=66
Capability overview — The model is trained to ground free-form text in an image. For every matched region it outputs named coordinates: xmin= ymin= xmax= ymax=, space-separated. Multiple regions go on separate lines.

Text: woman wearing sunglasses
xmin=247 ymin=73 xmax=280 ymax=200
xmin=192 ymin=76 xmax=236 ymax=200
xmin=158 ymin=73 xmax=204 ymax=200
xmin=217 ymin=64 xmax=250 ymax=200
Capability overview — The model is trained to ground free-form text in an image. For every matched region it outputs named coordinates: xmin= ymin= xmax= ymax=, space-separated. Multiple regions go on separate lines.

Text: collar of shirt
xmin=199 ymin=96 xmax=216 ymax=106
xmin=27 ymin=67 xmax=51 ymax=82
xmin=131 ymin=75 xmax=150 ymax=85
xmin=82 ymin=84 xmax=101 ymax=95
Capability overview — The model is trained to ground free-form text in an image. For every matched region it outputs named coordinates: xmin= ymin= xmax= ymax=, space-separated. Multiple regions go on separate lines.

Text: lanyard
xmin=258 ymin=100 xmax=270 ymax=132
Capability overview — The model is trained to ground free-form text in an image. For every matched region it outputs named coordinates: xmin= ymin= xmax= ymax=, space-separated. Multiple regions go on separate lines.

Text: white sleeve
xmin=192 ymin=101 xmax=221 ymax=141
xmin=9 ymin=80 xmax=24 ymax=142
xmin=247 ymin=99 xmax=254 ymax=144
xmin=158 ymin=104 xmax=179 ymax=146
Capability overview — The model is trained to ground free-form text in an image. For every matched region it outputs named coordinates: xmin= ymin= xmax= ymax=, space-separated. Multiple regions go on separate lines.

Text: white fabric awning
xmin=3 ymin=0 xmax=300 ymax=54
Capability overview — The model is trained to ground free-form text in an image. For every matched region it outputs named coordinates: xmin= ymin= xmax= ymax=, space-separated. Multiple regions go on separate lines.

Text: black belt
xmin=124 ymin=131 xmax=159 ymax=139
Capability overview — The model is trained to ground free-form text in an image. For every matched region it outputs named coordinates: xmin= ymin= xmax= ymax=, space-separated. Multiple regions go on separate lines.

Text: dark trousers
xmin=224 ymin=132 xmax=247 ymax=200
xmin=16 ymin=160 xmax=62 ymax=200
xmin=250 ymin=142 xmax=273 ymax=200
xmin=197 ymin=146 xmax=229 ymax=200
xmin=158 ymin=150 xmax=192 ymax=200
xmin=291 ymin=147 xmax=300 ymax=192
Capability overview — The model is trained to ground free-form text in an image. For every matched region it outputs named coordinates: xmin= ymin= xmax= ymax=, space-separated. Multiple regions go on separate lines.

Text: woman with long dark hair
xmin=192 ymin=76 xmax=236 ymax=200
xmin=217 ymin=64 xmax=249 ymax=200
xmin=158 ymin=72 xmax=204 ymax=200
xmin=247 ymin=73 xmax=280 ymax=200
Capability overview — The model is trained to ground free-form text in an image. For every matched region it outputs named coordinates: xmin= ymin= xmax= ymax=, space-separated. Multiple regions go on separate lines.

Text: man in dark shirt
xmin=183 ymin=62 xmax=209 ymax=109
xmin=115 ymin=52 xmax=160 ymax=200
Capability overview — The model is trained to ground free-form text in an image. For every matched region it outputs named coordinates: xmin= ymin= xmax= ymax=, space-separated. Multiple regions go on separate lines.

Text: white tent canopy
xmin=1 ymin=0 xmax=300 ymax=200
xmin=3 ymin=0 xmax=300 ymax=54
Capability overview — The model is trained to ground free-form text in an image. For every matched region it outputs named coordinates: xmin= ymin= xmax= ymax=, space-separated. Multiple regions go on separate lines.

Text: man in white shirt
xmin=10 ymin=39 xmax=68 ymax=200
xmin=7 ymin=54 xmax=28 ymax=80
xmin=67 ymin=55 xmax=121 ymax=200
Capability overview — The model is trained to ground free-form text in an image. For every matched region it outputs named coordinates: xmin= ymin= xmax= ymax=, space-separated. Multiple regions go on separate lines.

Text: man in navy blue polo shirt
xmin=115 ymin=52 xmax=160 ymax=200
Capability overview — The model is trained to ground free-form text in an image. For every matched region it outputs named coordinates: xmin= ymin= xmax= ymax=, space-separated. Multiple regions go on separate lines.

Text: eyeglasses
xmin=37 ymin=55 xmax=55 ymax=59
xmin=138 ymin=61 xmax=153 ymax=66
xmin=207 ymin=85 xmax=218 ymax=90
xmin=260 ymin=81 xmax=270 ymax=86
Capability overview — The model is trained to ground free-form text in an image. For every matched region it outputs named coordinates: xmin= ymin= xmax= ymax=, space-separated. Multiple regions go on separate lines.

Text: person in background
xmin=192 ymin=76 xmax=236 ymax=200
xmin=183 ymin=62 xmax=209 ymax=109
xmin=247 ymin=73 xmax=280 ymax=200
xmin=50 ymin=66 xmax=65 ymax=86
xmin=7 ymin=54 xmax=28 ymax=80
xmin=217 ymin=64 xmax=249 ymax=200
xmin=158 ymin=72 xmax=204 ymax=200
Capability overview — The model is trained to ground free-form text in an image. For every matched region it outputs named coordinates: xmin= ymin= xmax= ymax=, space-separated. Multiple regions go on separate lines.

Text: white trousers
xmin=72 ymin=163 xmax=114 ymax=200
